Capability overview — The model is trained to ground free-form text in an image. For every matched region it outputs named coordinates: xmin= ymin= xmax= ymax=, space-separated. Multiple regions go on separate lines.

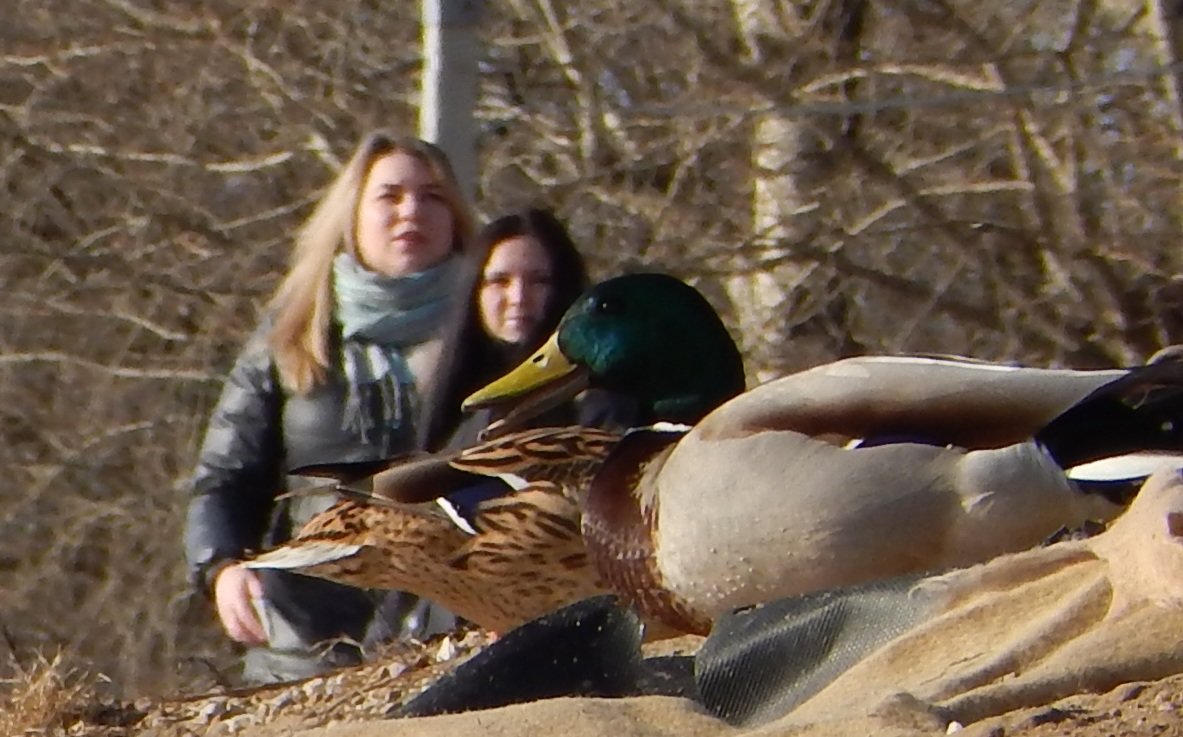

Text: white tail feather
xmin=1067 ymin=453 xmax=1183 ymax=482
xmin=244 ymin=541 xmax=364 ymax=570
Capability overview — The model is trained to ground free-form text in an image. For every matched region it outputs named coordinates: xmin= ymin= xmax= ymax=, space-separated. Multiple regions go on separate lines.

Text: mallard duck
xmin=460 ymin=272 xmax=1183 ymax=634
xmin=244 ymin=427 xmax=624 ymax=634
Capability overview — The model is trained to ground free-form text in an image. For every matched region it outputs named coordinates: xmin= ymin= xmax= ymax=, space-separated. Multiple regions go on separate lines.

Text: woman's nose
xmin=397 ymin=193 xmax=425 ymax=219
xmin=506 ymin=280 xmax=528 ymax=306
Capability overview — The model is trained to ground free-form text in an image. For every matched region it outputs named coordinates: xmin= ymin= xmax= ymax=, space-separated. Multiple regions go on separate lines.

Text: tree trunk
xmin=722 ymin=0 xmax=810 ymax=381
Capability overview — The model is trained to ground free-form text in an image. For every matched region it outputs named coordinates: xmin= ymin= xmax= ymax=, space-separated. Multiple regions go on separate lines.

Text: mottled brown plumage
xmin=432 ymin=426 xmax=619 ymax=502
xmin=245 ymin=428 xmax=624 ymax=634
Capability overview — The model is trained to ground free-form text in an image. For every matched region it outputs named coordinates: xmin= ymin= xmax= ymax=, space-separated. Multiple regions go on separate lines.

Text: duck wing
xmin=450 ymin=426 xmax=621 ymax=502
xmin=698 ymin=355 xmax=1125 ymax=448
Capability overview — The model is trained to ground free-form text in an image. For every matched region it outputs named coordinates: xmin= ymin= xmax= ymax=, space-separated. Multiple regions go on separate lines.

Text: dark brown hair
xmin=418 ymin=207 xmax=590 ymax=450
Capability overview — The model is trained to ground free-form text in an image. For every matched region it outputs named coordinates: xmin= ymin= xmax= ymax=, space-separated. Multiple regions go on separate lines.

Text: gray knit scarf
xmin=333 ymin=252 xmax=460 ymax=446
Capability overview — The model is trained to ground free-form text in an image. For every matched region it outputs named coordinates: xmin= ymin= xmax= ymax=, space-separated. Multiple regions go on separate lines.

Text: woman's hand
xmin=212 ymin=563 xmax=269 ymax=645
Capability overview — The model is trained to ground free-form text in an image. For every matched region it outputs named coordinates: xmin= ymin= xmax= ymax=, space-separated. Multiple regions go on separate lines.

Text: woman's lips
xmin=392 ymin=231 xmax=425 ymax=247
xmin=503 ymin=315 xmax=536 ymax=332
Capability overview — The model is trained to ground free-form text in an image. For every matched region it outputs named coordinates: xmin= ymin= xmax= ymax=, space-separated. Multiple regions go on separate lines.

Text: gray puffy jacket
xmin=184 ymin=325 xmax=426 ymax=590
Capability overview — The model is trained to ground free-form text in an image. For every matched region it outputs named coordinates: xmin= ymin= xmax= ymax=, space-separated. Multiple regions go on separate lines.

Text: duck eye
xmin=593 ymin=297 xmax=621 ymax=315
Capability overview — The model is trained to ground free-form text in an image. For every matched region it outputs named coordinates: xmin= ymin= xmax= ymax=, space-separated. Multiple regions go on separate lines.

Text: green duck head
xmin=465 ymin=272 xmax=746 ymax=428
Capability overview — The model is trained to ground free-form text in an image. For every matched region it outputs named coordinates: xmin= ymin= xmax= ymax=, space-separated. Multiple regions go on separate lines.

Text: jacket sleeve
xmin=183 ymin=329 xmax=285 ymax=592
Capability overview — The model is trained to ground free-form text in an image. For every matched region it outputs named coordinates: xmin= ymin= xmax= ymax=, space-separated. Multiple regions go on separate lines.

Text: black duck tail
xmin=1036 ymin=361 xmax=1183 ymax=470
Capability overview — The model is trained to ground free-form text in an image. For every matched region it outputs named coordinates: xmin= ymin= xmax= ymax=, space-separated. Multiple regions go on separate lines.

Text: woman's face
xmin=354 ymin=152 xmax=455 ymax=277
xmin=478 ymin=235 xmax=555 ymax=346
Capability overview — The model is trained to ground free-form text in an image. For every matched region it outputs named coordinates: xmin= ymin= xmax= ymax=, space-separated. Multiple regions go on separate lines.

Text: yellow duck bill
xmin=463 ymin=332 xmax=590 ymax=438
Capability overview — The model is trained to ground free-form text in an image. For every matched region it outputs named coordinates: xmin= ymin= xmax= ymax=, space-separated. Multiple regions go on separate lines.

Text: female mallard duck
xmin=244 ymin=427 xmax=625 ymax=634
xmin=461 ymin=272 xmax=1183 ymax=634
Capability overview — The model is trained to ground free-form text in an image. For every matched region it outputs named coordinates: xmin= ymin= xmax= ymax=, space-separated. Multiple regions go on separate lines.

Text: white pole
xmin=420 ymin=0 xmax=483 ymax=204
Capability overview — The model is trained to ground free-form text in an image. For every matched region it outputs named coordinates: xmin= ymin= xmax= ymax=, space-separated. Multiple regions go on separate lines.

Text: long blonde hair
xmin=267 ymin=131 xmax=476 ymax=394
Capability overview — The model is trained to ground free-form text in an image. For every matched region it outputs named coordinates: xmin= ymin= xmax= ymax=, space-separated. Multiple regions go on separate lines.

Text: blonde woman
xmin=184 ymin=132 xmax=475 ymax=684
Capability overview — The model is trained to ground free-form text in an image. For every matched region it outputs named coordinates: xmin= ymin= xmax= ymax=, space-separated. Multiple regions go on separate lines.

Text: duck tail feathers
xmin=1036 ymin=361 xmax=1183 ymax=470
xmin=243 ymin=541 xmax=364 ymax=571
xmin=1067 ymin=452 xmax=1183 ymax=505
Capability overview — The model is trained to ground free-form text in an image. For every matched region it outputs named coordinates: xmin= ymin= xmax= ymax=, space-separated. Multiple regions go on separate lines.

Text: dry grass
xmin=0 ymin=652 xmax=105 ymax=736
xmin=0 ymin=650 xmax=153 ymax=737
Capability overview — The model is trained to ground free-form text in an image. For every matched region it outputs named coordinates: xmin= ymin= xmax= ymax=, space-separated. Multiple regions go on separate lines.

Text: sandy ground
xmin=37 ymin=631 xmax=1183 ymax=737
xmin=278 ymin=681 xmax=1183 ymax=737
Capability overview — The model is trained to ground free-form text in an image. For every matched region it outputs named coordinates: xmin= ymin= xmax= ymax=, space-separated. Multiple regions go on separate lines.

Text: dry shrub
xmin=0 ymin=651 xmax=111 ymax=736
